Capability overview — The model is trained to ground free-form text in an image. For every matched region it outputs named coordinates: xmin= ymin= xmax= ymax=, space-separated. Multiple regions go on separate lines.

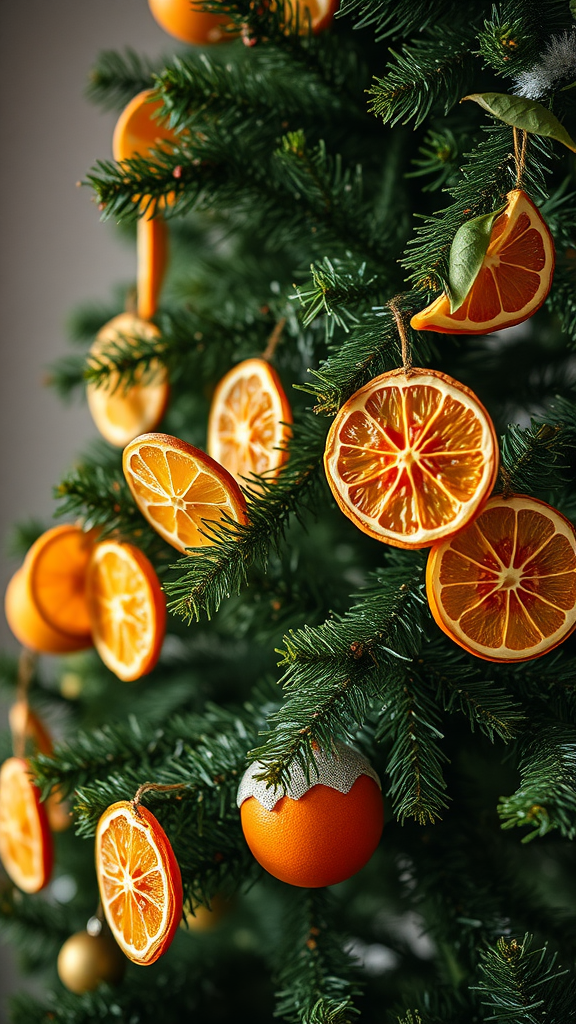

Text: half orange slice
xmin=96 ymin=801 xmax=183 ymax=965
xmin=0 ymin=757 xmax=53 ymax=893
xmin=426 ymin=495 xmax=576 ymax=662
xmin=5 ymin=565 xmax=92 ymax=655
xmin=86 ymin=540 xmax=166 ymax=682
xmin=324 ymin=368 xmax=498 ymax=549
xmin=87 ymin=314 xmax=169 ymax=448
xmin=27 ymin=524 xmax=95 ymax=639
xmin=123 ymin=433 xmax=248 ymax=553
xmin=411 ymin=190 xmax=555 ymax=335
xmin=207 ymin=358 xmax=292 ymax=486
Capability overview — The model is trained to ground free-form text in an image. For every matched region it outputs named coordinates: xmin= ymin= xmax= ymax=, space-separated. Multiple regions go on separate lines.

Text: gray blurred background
xmin=0 ymin=2 xmax=177 ymax=1014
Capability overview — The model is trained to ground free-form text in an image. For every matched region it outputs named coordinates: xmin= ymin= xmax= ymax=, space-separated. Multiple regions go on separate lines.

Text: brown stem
xmin=513 ymin=128 xmax=528 ymax=190
xmin=388 ymin=297 xmax=412 ymax=375
xmin=262 ymin=317 xmax=287 ymax=362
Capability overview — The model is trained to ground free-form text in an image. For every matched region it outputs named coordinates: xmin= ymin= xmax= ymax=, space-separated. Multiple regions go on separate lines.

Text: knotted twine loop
xmin=262 ymin=317 xmax=286 ymax=362
xmin=388 ymin=297 xmax=413 ymax=376
xmin=131 ymin=781 xmax=188 ymax=817
xmin=12 ymin=649 xmax=37 ymax=760
xmin=499 ymin=465 xmax=513 ymax=500
xmin=513 ymin=128 xmax=528 ymax=190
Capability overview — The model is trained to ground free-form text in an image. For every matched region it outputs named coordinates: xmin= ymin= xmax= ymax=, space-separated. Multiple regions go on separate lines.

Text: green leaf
xmin=448 ymin=206 xmax=504 ymax=312
xmin=462 ymin=92 xmax=576 ymax=152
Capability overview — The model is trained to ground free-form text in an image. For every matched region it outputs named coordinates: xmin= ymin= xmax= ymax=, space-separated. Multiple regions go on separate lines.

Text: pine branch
xmin=369 ymin=26 xmax=479 ymax=128
xmin=499 ymin=420 xmax=572 ymax=500
xmin=477 ymin=0 xmax=572 ymax=78
xmin=376 ymin=665 xmax=449 ymax=824
xmin=406 ymin=126 xmax=463 ymax=192
xmin=273 ymin=890 xmax=360 ymax=1024
xmin=0 ymin=885 xmax=75 ymax=972
xmin=498 ymin=725 xmax=576 ymax=841
xmin=249 ymin=558 xmax=429 ymax=789
xmin=294 ymin=256 xmax=384 ymax=337
xmin=86 ymin=48 xmax=159 ymax=110
xmin=475 ymin=934 xmax=576 ymax=1023
xmin=338 ymin=0 xmax=479 ymax=41
xmin=164 ymin=412 xmax=327 ymax=621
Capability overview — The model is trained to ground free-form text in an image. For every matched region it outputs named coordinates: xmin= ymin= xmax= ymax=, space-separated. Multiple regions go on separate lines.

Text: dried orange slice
xmin=86 ymin=540 xmax=166 ymax=682
xmin=427 ymin=495 xmax=576 ymax=662
xmin=96 ymin=801 xmax=183 ymax=965
xmin=148 ymin=0 xmax=236 ymax=43
xmin=5 ymin=566 xmax=92 ymax=655
xmin=411 ymin=190 xmax=555 ymax=335
xmin=27 ymin=525 xmax=95 ymax=639
xmin=8 ymin=702 xmax=72 ymax=833
xmin=87 ymin=314 xmax=169 ymax=448
xmin=207 ymin=358 xmax=292 ymax=485
xmin=324 ymin=368 xmax=498 ymax=549
xmin=0 ymin=757 xmax=53 ymax=893
xmin=294 ymin=0 xmax=337 ymax=32
xmin=113 ymin=89 xmax=179 ymax=167
xmin=123 ymin=433 xmax=248 ymax=553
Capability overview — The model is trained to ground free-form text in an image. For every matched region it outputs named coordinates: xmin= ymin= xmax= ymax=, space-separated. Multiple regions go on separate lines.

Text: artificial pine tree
xmin=2 ymin=0 xmax=576 ymax=1021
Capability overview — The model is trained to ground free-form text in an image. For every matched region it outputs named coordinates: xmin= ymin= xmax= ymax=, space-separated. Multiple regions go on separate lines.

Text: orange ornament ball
xmin=238 ymin=743 xmax=383 ymax=888
xmin=148 ymin=0 xmax=234 ymax=45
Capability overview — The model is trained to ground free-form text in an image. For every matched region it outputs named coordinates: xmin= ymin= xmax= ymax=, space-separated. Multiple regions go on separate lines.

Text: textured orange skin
xmin=123 ymin=432 xmax=249 ymax=551
xmin=208 ymin=358 xmax=293 ymax=482
xmin=27 ymin=524 xmax=95 ymax=638
xmin=324 ymin=367 xmax=500 ymax=549
xmin=96 ymin=802 xmax=183 ymax=965
xmin=5 ymin=567 xmax=92 ymax=654
xmin=87 ymin=541 xmax=167 ymax=682
xmin=0 ymin=757 xmax=53 ymax=893
xmin=148 ymin=0 xmax=235 ymax=44
xmin=426 ymin=494 xmax=576 ymax=663
xmin=411 ymin=191 xmax=555 ymax=335
xmin=241 ymin=776 xmax=384 ymax=888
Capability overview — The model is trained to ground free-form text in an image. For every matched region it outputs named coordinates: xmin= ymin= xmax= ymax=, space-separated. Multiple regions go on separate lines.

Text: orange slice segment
xmin=87 ymin=314 xmax=169 ymax=448
xmin=26 ymin=524 xmax=95 ymax=638
xmin=426 ymin=494 xmax=576 ymax=662
xmin=0 ymin=757 xmax=53 ymax=893
xmin=324 ymin=368 xmax=498 ymax=549
xmin=86 ymin=540 xmax=166 ymax=682
xmin=96 ymin=801 xmax=183 ymax=965
xmin=123 ymin=432 xmax=248 ymax=553
xmin=207 ymin=358 xmax=292 ymax=486
xmin=410 ymin=190 xmax=555 ymax=335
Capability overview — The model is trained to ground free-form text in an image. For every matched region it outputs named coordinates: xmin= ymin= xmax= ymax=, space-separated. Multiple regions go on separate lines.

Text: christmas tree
xmin=2 ymin=0 xmax=576 ymax=1021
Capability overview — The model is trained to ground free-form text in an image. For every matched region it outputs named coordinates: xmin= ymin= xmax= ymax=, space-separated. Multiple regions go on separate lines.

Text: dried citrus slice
xmin=5 ymin=566 xmax=92 ymax=655
xmin=86 ymin=540 xmax=166 ymax=682
xmin=113 ymin=89 xmax=179 ymax=166
xmin=427 ymin=495 xmax=576 ymax=662
xmin=9 ymin=702 xmax=72 ymax=833
xmin=96 ymin=801 xmax=183 ymax=965
xmin=411 ymin=190 xmax=555 ymax=335
xmin=294 ymin=0 xmax=337 ymax=32
xmin=0 ymin=757 xmax=53 ymax=893
xmin=207 ymin=358 xmax=292 ymax=485
xmin=148 ymin=0 xmax=236 ymax=43
xmin=123 ymin=433 xmax=248 ymax=553
xmin=26 ymin=524 xmax=95 ymax=639
xmin=324 ymin=368 xmax=498 ymax=549
xmin=87 ymin=314 xmax=169 ymax=448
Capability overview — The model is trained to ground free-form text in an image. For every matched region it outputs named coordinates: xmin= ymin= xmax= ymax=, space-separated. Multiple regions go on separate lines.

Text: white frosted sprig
xmin=513 ymin=31 xmax=576 ymax=99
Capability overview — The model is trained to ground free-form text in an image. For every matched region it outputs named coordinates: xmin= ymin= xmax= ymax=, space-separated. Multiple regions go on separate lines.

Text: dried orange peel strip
xmin=324 ymin=368 xmax=498 ymax=549
xmin=207 ymin=358 xmax=292 ymax=486
xmin=96 ymin=800 xmax=183 ymax=965
xmin=426 ymin=494 xmax=576 ymax=662
xmin=123 ymin=432 xmax=248 ymax=554
xmin=0 ymin=757 xmax=53 ymax=893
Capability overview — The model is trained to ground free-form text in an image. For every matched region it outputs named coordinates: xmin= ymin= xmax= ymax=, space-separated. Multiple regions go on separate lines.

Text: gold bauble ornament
xmin=57 ymin=922 xmax=126 ymax=994
xmin=182 ymin=894 xmax=231 ymax=932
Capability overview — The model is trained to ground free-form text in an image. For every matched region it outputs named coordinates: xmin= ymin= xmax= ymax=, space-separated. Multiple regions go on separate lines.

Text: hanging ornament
xmin=95 ymin=788 xmax=183 ymax=965
xmin=113 ymin=89 xmax=179 ymax=321
xmin=4 ymin=525 xmax=94 ymax=654
xmin=182 ymin=894 xmax=231 ymax=931
xmin=0 ymin=757 xmax=53 ymax=893
xmin=207 ymin=355 xmax=292 ymax=487
xmin=427 ymin=493 xmax=576 ymax=662
xmin=238 ymin=742 xmax=384 ymax=888
xmin=86 ymin=540 xmax=166 ymax=681
xmin=148 ymin=0 xmax=235 ymax=44
xmin=410 ymin=189 xmax=555 ymax=335
xmin=57 ymin=916 xmax=126 ymax=994
xmin=123 ymin=432 xmax=248 ymax=553
xmin=86 ymin=313 xmax=169 ymax=448
xmin=324 ymin=367 xmax=498 ymax=549
xmin=9 ymin=696 xmax=71 ymax=833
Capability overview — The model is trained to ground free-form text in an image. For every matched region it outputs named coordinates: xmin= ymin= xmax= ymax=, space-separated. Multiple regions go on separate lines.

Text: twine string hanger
xmin=262 ymin=317 xmax=286 ymax=362
xmin=513 ymin=127 xmax=528 ymax=190
xmin=500 ymin=465 xmax=513 ymax=500
xmin=131 ymin=781 xmax=188 ymax=816
xmin=388 ymin=297 xmax=412 ymax=376
xmin=12 ymin=649 xmax=37 ymax=760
